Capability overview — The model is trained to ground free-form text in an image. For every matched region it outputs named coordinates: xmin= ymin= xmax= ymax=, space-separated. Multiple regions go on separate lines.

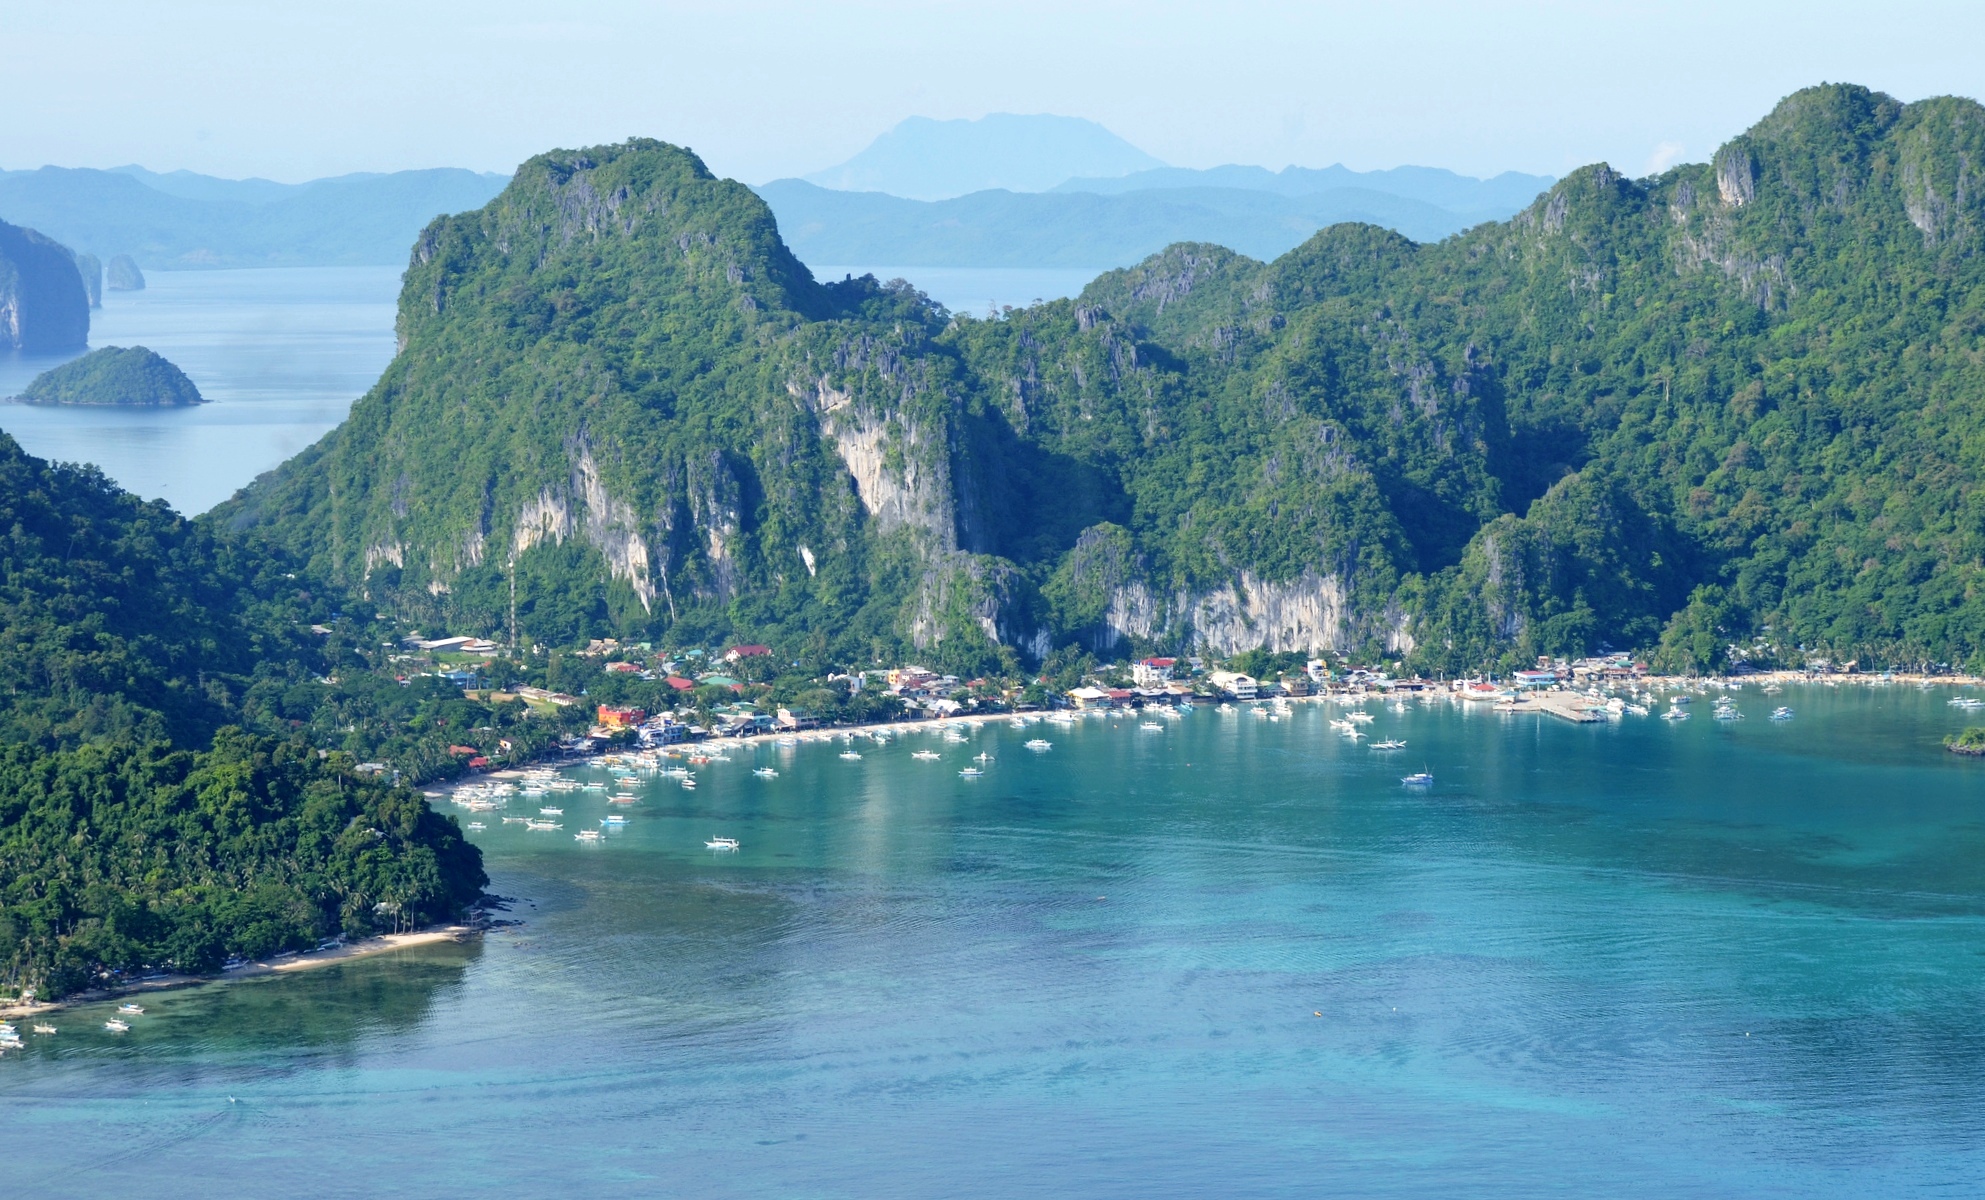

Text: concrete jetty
xmin=1493 ymin=691 xmax=1606 ymax=723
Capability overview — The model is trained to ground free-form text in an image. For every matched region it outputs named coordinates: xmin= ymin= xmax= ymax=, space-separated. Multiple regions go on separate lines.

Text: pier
xmin=1493 ymin=691 xmax=1606 ymax=723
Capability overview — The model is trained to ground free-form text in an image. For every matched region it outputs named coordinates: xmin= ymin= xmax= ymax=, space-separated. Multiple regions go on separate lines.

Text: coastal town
xmin=367 ymin=627 xmax=1915 ymax=780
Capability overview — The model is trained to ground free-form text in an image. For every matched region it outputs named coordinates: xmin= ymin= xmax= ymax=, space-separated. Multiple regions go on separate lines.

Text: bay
xmin=0 ymin=267 xmax=402 ymax=514
xmin=4 ymin=684 xmax=1985 ymax=1196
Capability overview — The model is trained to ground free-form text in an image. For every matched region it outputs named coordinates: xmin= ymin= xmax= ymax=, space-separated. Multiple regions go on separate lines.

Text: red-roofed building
xmin=447 ymin=745 xmax=478 ymax=756
xmin=1132 ymin=657 xmax=1178 ymax=685
xmin=597 ymin=705 xmax=647 ymax=729
xmin=724 ymin=644 xmax=771 ymax=663
xmin=604 ymin=661 xmax=642 ymax=674
xmin=665 ymin=676 xmax=696 ymax=691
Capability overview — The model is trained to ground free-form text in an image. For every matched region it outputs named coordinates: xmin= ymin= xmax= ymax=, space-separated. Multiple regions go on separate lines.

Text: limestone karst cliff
xmin=221 ymin=85 xmax=1985 ymax=675
xmin=0 ymin=220 xmax=89 ymax=353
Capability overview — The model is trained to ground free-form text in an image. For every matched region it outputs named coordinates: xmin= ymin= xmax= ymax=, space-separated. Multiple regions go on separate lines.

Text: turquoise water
xmin=0 ymin=267 xmax=401 ymax=513
xmin=6 ymin=685 xmax=1985 ymax=1197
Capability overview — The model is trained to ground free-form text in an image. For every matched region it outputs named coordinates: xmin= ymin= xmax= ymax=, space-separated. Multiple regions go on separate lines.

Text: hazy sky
xmin=7 ymin=0 xmax=1983 ymax=184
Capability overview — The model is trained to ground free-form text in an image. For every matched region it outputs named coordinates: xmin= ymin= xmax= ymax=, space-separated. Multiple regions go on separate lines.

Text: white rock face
xmin=1088 ymin=570 xmax=1351 ymax=655
xmin=509 ymin=445 xmax=657 ymax=610
xmin=825 ymin=405 xmax=957 ymax=551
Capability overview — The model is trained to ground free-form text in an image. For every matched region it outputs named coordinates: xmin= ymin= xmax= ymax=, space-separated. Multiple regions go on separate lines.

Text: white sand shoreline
xmin=0 ymin=926 xmax=477 ymax=1019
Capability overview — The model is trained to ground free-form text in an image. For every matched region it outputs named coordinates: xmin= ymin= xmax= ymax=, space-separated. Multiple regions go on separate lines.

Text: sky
xmin=6 ymin=0 xmax=1984 ymax=185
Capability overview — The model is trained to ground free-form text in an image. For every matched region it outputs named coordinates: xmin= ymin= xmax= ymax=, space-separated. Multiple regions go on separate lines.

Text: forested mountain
xmin=0 ymin=433 xmax=486 ymax=998
xmin=222 ymin=85 xmax=1985 ymax=675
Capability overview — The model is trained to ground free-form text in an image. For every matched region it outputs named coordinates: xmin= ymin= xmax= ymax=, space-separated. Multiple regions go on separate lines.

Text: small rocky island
xmin=17 ymin=345 xmax=204 ymax=406
xmin=0 ymin=220 xmax=90 ymax=352
xmin=107 ymin=253 xmax=146 ymax=291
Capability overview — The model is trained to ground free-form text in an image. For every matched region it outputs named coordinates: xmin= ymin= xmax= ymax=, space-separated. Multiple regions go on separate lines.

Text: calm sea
xmin=5 ymin=685 xmax=1984 ymax=1197
xmin=0 ymin=267 xmax=402 ymax=514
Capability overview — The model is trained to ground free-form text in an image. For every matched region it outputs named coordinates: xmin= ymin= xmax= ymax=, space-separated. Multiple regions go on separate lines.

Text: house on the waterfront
xmin=1208 ymin=670 xmax=1259 ymax=699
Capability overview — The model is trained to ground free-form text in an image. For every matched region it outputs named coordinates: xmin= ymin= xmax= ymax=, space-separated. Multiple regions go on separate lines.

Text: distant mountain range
xmin=755 ymin=179 xmax=1522 ymax=268
xmin=802 ymin=114 xmax=1165 ymax=200
xmin=782 ymin=115 xmax=1554 ymax=265
xmin=1051 ymin=163 xmax=1556 ymax=212
xmin=0 ymin=166 xmax=510 ymax=269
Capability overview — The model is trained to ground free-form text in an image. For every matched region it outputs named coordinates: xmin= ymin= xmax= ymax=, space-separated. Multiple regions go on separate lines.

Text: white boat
xmin=958 ymin=767 xmax=984 ymax=777
xmin=753 ymin=767 xmax=778 ymax=778
xmin=1401 ymin=771 xmax=1433 ymax=786
xmin=118 ymin=1003 xmax=144 ymax=1014
xmin=601 ymin=814 xmax=628 ymax=825
xmin=1347 ymin=711 xmax=1375 ymax=723
xmin=1771 ymin=707 xmax=1794 ymax=721
xmin=1024 ymin=739 xmax=1052 ymax=750
xmin=32 ymin=1024 xmax=55 ymax=1035
xmin=1662 ymin=708 xmax=1691 ymax=721
xmin=524 ymin=819 xmax=563 ymax=831
xmin=706 ymin=836 xmax=741 ymax=851
xmin=840 ymin=751 xmax=863 ymax=761
xmin=1372 ymin=739 xmax=1406 ymax=750
xmin=466 ymin=821 xmax=486 ymax=831
xmin=1140 ymin=722 xmax=1164 ymax=731
xmin=574 ymin=829 xmax=604 ymax=842
xmin=912 ymin=750 xmax=941 ymax=761
xmin=105 ymin=1019 xmax=130 ymax=1032
xmin=974 ymin=752 xmax=993 ymax=762
xmin=539 ymin=806 xmax=564 ymax=815
xmin=680 ymin=778 xmax=697 ymax=789
xmin=502 ymin=815 xmax=531 ymax=823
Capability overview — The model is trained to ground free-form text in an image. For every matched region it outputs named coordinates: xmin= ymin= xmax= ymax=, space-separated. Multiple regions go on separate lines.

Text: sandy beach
xmin=0 ymin=926 xmax=477 ymax=1019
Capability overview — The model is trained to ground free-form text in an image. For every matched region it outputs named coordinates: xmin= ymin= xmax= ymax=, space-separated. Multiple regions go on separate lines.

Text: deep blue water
xmin=5 ymin=685 xmax=1985 ymax=1197
xmin=0 ymin=267 xmax=402 ymax=513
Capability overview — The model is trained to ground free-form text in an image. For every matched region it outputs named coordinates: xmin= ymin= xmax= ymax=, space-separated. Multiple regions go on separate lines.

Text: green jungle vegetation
xmin=19 ymin=345 xmax=204 ymax=406
xmin=219 ymin=84 xmax=1985 ymax=681
xmin=0 ymin=433 xmax=485 ymax=999
xmin=1945 ymin=726 xmax=1985 ymax=753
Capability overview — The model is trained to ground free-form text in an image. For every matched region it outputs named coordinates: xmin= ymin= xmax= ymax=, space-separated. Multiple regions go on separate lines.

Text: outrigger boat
xmin=705 ymin=836 xmax=741 ymax=851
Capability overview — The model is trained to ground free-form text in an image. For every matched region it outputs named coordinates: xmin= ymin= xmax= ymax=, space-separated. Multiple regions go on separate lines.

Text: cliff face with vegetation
xmin=0 ymin=220 xmax=88 ymax=352
xmin=224 ymin=86 xmax=1985 ymax=674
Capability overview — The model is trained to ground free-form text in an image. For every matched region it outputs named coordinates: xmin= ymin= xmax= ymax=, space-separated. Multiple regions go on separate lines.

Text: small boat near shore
xmin=118 ymin=1003 xmax=144 ymax=1014
xmin=105 ymin=1019 xmax=130 ymax=1032
xmin=574 ymin=829 xmax=603 ymax=842
xmin=1372 ymin=739 xmax=1406 ymax=750
xmin=753 ymin=767 xmax=778 ymax=777
xmin=958 ymin=767 xmax=984 ymax=777
xmin=840 ymin=751 xmax=863 ymax=761
xmin=706 ymin=836 xmax=740 ymax=851
xmin=912 ymin=750 xmax=941 ymax=760
xmin=1401 ymin=771 xmax=1434 ymax=786
xmin=1024 ymin=739 xmax=1051 ymax=750
xmin=539 ymin=807 xmax=565 ymax=815
xmin=32 ymin=1024 xmax=55 ymax=1035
